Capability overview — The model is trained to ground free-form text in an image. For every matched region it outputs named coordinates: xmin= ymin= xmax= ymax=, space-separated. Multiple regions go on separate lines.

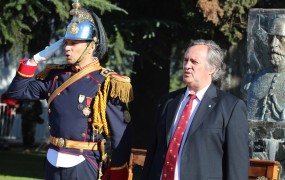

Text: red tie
xmin=161 ymin=94 xmax=196 ymax=180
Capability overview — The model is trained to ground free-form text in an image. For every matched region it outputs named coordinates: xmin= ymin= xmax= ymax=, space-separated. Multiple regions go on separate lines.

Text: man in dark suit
xmin=142 ymin=39 xmax=249 ymax=180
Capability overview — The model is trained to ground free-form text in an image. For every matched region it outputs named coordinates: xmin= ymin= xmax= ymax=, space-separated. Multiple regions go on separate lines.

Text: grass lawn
xmin=0 ymin=144 xmax=144 ymax=180
xmin=0 ymin=146 xmax=46 ymax=180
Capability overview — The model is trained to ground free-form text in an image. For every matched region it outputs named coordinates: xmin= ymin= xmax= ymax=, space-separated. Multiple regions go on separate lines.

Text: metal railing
xmin=0 ymin=103 xmax=16 ymax=139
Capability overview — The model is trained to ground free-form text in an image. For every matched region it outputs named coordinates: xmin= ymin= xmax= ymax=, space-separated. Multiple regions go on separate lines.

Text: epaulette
xmin=92 ymin=68 xmax=133 ymax=136
xmin=100 ymin=68 xmax=134 ymax=103
xmin=36 ymin=64 xmax=68 ymax=80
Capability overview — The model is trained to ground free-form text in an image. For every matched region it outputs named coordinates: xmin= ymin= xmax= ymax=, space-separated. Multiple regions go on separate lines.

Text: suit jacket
xmin=142 ymin=84 xmax=249 ymax=180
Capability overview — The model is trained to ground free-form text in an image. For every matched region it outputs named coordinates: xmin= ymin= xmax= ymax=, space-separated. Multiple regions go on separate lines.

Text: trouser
xmin=44 ymin=158 xmax=99 ymax=180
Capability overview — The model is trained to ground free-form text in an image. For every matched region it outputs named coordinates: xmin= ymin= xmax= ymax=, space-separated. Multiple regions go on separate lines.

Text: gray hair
xmin=187 ymin=39 xmax=226 ymax=81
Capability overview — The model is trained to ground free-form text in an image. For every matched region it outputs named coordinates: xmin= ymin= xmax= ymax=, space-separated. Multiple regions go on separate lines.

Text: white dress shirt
xmin=164 ymin=85 xmax=210 ymax=180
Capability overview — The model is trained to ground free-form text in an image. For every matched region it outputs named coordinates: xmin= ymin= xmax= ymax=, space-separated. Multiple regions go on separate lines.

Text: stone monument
xmin=242 ymin=9 xmax=285 ymax=179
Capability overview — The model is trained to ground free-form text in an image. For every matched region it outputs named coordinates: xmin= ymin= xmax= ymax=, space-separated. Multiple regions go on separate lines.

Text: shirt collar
xmin=184 ymin=84 xmax=211 ymax=101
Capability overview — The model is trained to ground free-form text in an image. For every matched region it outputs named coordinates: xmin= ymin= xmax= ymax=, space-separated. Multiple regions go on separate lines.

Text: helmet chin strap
xmin=75 ymin=41 xmax=96 ymax=65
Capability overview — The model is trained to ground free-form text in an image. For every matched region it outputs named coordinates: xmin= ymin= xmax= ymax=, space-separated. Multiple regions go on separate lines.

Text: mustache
xmin=271 ymin=48 xmax=285 ymax=56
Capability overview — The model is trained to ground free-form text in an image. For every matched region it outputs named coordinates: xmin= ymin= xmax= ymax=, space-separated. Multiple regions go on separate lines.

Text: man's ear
xmin=89 ymin=40 xmax=96 ymax=54
xmin=92 ymin=37 xmax=98 ymax=51
xmin=209 ymin=65 xmax=216 ymax=75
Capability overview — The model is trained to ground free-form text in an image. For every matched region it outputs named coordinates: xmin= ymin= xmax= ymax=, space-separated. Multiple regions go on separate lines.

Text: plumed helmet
xmin=65 ymin=19 xmax=97 ymax=41
xmin=65 ymin=8 xmax=97 ymax=41
xmin=64 ymin=0 xmax=108 ymax=58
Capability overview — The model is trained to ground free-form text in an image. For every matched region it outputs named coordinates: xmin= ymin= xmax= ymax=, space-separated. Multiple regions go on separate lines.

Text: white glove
xmin=33 ymin=38 xmax=64 ymax=63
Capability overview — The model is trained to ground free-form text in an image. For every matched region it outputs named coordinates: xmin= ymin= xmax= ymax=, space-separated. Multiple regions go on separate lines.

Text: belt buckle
xmin=57 ymin=138 xmax=65 ymax=147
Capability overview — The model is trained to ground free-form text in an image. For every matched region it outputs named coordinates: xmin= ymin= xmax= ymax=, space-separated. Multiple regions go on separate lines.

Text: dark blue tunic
xmin=7 ymin=60 xmax=132 ymax=179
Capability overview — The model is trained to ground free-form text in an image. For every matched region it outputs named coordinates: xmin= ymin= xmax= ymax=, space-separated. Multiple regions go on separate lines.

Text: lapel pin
xmin=208 ymin=105 xmax=212 ymax=108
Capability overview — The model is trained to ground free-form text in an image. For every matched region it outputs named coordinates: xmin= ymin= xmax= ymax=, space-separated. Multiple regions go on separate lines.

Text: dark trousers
xmin=44 ymin=157 xmax=99 ymax=180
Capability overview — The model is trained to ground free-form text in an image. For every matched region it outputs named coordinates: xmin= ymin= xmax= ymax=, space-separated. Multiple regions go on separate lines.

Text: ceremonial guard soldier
xmin=6 ymin=0 xmax=133 ymax=179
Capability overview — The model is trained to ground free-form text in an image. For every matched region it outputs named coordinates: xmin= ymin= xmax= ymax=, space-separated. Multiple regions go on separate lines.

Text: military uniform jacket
xmin=7 ymin=59 xmax=132 ymax=169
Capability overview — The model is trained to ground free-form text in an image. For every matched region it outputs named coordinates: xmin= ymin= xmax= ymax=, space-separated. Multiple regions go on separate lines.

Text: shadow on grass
xmin=0 ymin=144 xmax=144 ymax=180
xmin=0 ymin=147 xmax=46 ymax=179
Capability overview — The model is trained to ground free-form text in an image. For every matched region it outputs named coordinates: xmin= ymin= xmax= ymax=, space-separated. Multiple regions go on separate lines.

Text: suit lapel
xmin=187 ymin=84 xmax=218 ymax=137
xmin=165 ymin=89 xmax=185 ymax=145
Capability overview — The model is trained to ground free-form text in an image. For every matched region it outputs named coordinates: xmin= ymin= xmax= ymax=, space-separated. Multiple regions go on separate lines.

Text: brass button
xmin=58 ymin=138 xmax=65 ymax=147
xmin=124 ymin=111 xmax=131 ymax=123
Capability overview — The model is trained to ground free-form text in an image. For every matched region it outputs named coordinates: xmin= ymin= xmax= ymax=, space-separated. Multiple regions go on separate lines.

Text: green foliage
xmin=0 ymin=0 xmax=68 ymax=60
xmin=219 ymin=0 xmax=258 ymax=44
xmin=0 ymin=0 xmax=129 ymax=66
xmin=107 ymin=26 xmax=138 ymax=76
xmin=80 ymin=0 xmax=128 ymax=15
xmin=0 ymin=1 xmax=37 ymax=55
xmin=184 ymin=0 xmax=257 ymax=45
xmin=52 ymin=1 xmax=70 ymax=21
xmin=169 ymin=68 xmax=185 ymax=92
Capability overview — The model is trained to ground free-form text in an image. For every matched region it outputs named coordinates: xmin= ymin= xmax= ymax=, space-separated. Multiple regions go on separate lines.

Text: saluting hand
xmin=33 ymin=38 xmax=64 ymax=64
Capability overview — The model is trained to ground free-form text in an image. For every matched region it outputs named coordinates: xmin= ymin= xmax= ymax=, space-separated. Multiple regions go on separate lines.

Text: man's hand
xmin=33 ymin=39 xmax=64 ymax=63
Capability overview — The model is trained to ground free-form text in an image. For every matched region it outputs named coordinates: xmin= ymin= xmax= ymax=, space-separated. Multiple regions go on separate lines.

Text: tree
xmin=0 ymin=0 xmax=70 ymax=66
xmin=112 ymin=0 xmax=285 ymax=148
xmin=0 ymin=0 xmax=132 ymax=68
xmin=2 ymin=0 xmax=285 ymax=149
